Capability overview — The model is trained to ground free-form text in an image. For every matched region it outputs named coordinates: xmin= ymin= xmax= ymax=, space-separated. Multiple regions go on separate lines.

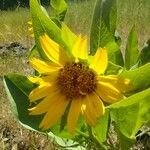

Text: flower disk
xmin=57 ymin=63 xmax=97 ymax=99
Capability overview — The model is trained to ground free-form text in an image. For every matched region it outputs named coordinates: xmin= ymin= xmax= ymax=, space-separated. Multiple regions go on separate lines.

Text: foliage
xmin=3 ymin=0 xmax=150 ymax=149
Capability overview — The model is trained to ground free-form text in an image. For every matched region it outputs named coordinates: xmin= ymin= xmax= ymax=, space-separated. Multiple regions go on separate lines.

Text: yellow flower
xmin=28 ymin=33 xmax=131 ymax=134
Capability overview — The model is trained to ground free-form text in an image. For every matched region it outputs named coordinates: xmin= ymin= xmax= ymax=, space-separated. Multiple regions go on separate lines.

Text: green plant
xmin=3 ymin=0 xmax=150 ymax=149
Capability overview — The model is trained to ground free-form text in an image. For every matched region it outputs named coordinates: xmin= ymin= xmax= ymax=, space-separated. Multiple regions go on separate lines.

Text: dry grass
xmin=0 ymin=0 xmax=150 ymax=149
xmin=0 ymin=8 xmax=33 ymax=48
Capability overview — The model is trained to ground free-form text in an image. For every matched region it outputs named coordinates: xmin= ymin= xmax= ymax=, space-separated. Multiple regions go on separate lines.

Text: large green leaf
xmin=30 ymin=0 xmax=60 ymax=59
xmin=119 ymin=63 xmax=150 ymax=92
xmin=108 ymin=88 xmax=150 ymax=149
xmin=113 ymin=124 xmax=135 ymax=150
xmin=50 ymin=0 xmax=68 ymax=21
xmin=3 ymin=75 xmax=66 ymax=135
xmin=93 ymin=110 xmax=110 ymax=148
xmin=90 ymin=0 xmax=117 ymax=54
xmin=61 ymin=23 xmax=76 ymax=52
xmin=139 ymin=39 xmax=150 ymax=66
xmin=125 ymin=25 xmax=139 ymax=69
xmin=105 ymin=41 xmax=124 ymax=66
xmin=105 ymin=61 xmax=123 ymax=75
xmin=3 ymin=74 xmax=86 ymax=148
xmin=3 ymin=74 xmax=42 ymax=130
xmin=30 ymin=0 xmax=70 ymax=59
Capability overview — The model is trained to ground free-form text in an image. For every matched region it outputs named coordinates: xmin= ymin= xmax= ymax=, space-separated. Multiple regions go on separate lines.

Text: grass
xmin=0 ymin=0 xmax=150 ymax=149
xmin=0 ymin=8 xmax=33 ymax=48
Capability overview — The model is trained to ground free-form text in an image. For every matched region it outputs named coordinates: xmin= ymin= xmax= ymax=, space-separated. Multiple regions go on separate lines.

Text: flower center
xmin=57 ymin=62 xmax=97 ymax=99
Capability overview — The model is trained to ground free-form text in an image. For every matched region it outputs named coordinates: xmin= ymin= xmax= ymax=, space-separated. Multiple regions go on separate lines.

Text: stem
xmin=76 ymin=129 xmax=89 ymax=139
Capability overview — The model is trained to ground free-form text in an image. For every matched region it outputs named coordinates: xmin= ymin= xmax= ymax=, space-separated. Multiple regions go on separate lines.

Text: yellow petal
xmin=29 ymin=84 xmax=58 ymax=102
xmin=67 ymin=99 xmax=81 ymax=134
xmin=29 ymin=58 xmax=61 ymax=74
xmin=28 ymin=76 xmax=42 ymax=84
xmin=28 ymin=27 xmax=33 ymax=32
xmin=87 ymin=93 xmax=105 ymax=118
xmin=72 ymin=35 xmax=88 ymax=60
xmin=96 ymin=82 xmax=125 ymax=103
xmin=98 ymin=75 xmax=133 ymax=93
xmin=27 ymin=21 xmax=32 ymax=25
xmin=40 ymin=34 xmax=69 ymax=65
xmin=42 ymin=72 xmax=58 ymax=83
xmin=29 ymin=91 xmax=61 ymax=114
xmin=81 ymin=96 xmax=97 ymax=127
xmin=39 ymin=96 xmax=68 ymax=130
xmin=90 ymin=48 xmax=108 ymax=74
xmin=28 ymin=71 xmax=57 ymax=86
xmin=30 ymin=34 xmax=34 ymax=38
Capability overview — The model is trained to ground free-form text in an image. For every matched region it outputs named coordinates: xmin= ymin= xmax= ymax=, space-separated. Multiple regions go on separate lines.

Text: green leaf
xmin=4 ymin=74 xmax=37 ymax=95
xmin=90 ymin=0 xmax=117 ymax=54
xmin=125 ymin=25 xmax=139 ymax=69
xmin=30 ymin=0 xmax=64 ymax=59
xmin=105 ymin=41 xmax=124 ymax=66
xmin=139 ymin=39 xmax=150 ymax=66
xmin=30 ymin=0 xmax=59 ymax=59
xmin=50 ymin=0 xmax=68 ymax=21
xmin=30 ymin=0 xmax=76 ymax=59
xmin=93 ymin=110 xmax=110 ymax=146
xmin=28 ymin=45 xmax=39 ymax=59
xmin=3 ymin=74 xmax=86 ymax=148
xmin=105 ymin=61 xmax=123 ymax=75
xmin=119 ymin=63 xmax=150 ymax=92
xmin=109 ymin=88 xmax=150 ymax=149
xmin=61 ymin=23 xmax=76 ymax=51
xmin=114 ymin=123 xmax=135 ymax=150
xmin=3 ymin=75 xmax=42 ymax=130
xmin=3 ymin=75 xmax=61 ymax=134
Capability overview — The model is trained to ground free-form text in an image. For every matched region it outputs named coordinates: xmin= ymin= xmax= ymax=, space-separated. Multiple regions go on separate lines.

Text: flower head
xmin=28 ymin=33 xmax=131 ymax=134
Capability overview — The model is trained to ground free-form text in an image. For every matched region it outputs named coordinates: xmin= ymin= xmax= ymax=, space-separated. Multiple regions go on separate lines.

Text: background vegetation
xmin=0 ymin=0 xmax=150 ymax=149
xmin=0 ymin=0 xmax=50 ymax=10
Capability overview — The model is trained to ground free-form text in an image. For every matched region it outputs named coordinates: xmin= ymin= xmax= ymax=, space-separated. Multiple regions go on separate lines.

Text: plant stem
xmin=76 ymin=129 xmax=89 ymax=139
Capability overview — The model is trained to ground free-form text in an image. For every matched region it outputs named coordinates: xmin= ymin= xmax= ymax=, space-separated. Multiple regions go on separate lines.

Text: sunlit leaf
xmin=51 ymin=0 xmax=68 ymax=21
xmin=109 ymin=88 xmax=150 ymax=149
xmin=30 ymin=0 xmax=76 ymax=59
xmin=3 ymin=74 xmax=86 ymax=148
xmin=105 ymin=61 xmax=123 ymax=75
xmin=30 ymin=0 xmax=65 ymax=59
xmin=30 ymin=0 xmax=59 ymax=59
xmin=61 ymin=23 xmax=76 ymax=51
xmin=105 ymin=41 xmax=124 ymax=66
xmin=114 ymin=124 xmax=135 ymax=150
xmin=125 ymin=25 xmax=139 ymax=69
xmin=120 ymin=63 xmax=150 ymax=92
xmin=90 ymin=0 xmax=117 ymax=54
xmin=93 ymin=110 xmax=110 ymax=148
